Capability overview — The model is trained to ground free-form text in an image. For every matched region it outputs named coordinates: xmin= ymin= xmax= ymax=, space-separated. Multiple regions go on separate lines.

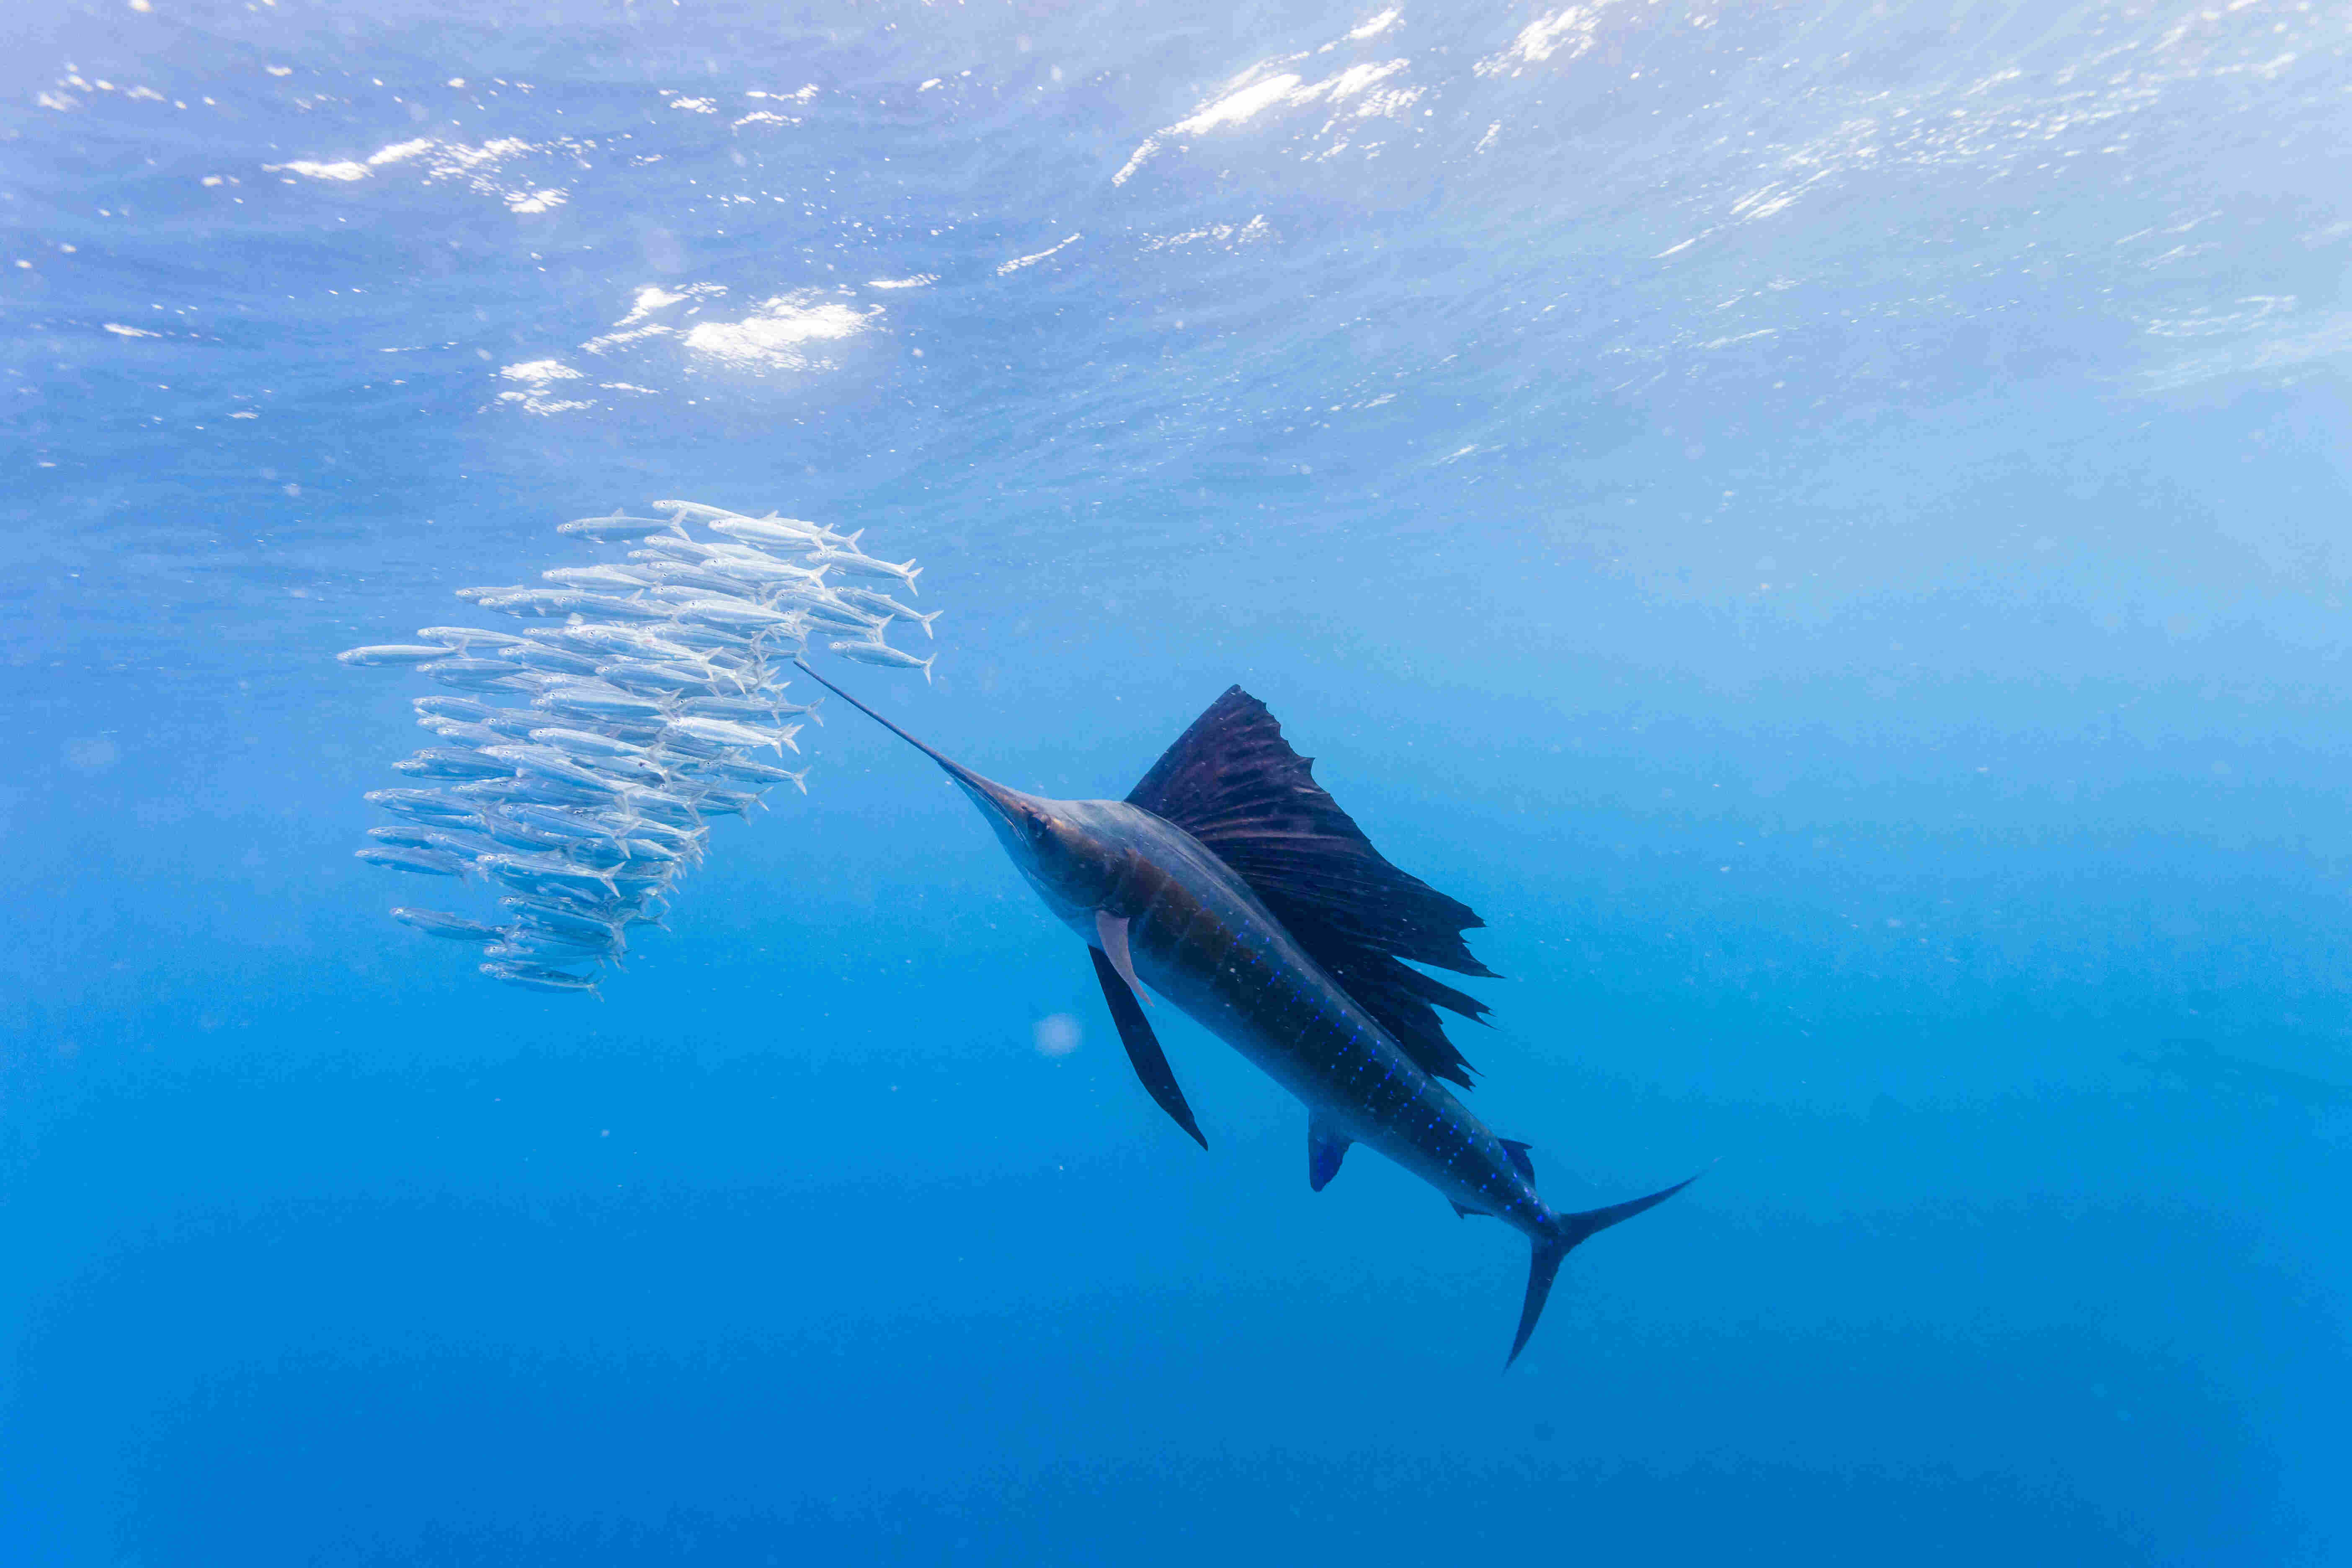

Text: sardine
xmin=595 ymin=659 xmax=734 ymax=697
xmin=395 ymin=747 xmax=516 ymax=781
xmin=634 ymin=561 xmax=765 ymax=599
xmin=501 ymin=642 xmax=604 ymax=677
xmin=709 ymin=756 xmax=811 ymax=793
xmin=675 ymin=694 xmax=821 ymax=725
xmin=527 ymin=727 xmax=650 ymax=761
xmin=668 ymin=598 xmax=802 ymax=634
xmin=480 ymin=590 xmax=671 ymax=624
xmin=391 ymin=907 xmax=509 ymax=942
xmin=416 ymin=627 xmax=530 ymax=651
xmin=534 ymin=682 xmax=671 ymax=723
xmin=356 ymin=846 xmax=471 ymax=877
xmin=806 ymin=549 xmax=920 ymax=593
xmin=543 ymin=564 xmax=662 ymax=592
xmin=455 ymin=775 xmax=615 ymax=809
xmin=482 ymin=744 xmax=627 ymax=795
xmin=364 ymin=788 xmax=481 ymax=824
xmin=413 ymin=696 xmax=495 ymax=723
xmin=415 ymin=719 xmax=506 ymax=749
xmin=665 ymin=716 xmax=794 ymax=755
xmin=826 ymin=639 xmax=936 ymax=684
xmin=368 ymin=825 xmax=438 ymax=849
xmin=475 ymin=812 xmax=573 ymax=852
xmin=833 ymin=587 xmax=943 ymax=640
xmin=422 ymin=658 xmax=543 ymax=694
xmin=482 ymin=852 xmax=619 ymax=900
xmin=502 ymin=898 xmax=624 ymax=941
xmin=480 ymin=960 xmax=601 ymax=997
xmin=555 ymin=510 xmax=685 ymax=543
xmin=338 ymin=645 xmax=459 ymax=668
xmin=502 ymin=802 xmax=616 ymax=837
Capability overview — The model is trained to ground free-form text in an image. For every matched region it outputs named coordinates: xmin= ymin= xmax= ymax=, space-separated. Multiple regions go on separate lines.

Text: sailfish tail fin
xmin=1508 ymin=1169 xmax=1706 ymax=1368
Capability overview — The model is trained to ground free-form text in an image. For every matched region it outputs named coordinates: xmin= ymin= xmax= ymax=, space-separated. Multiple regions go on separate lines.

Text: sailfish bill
xmin=794 ymin=658 xmax=1699 ymax=1365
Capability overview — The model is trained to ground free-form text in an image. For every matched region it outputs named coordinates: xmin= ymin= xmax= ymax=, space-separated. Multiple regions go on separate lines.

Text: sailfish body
xmin=797 ymin=665 xmax=1696 ymax=1363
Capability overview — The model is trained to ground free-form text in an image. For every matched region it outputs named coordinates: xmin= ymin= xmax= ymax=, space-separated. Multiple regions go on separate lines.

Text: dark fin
xmin=1088 ymin=946 xmax=1206 ymax=1149
xmin=1508 ymin=1169 xmax=1706 ymax=1368
xmin=1307 ymin=1114 xmax=1351 ymax=1192
xmin=1127 ymin=686 xmax=1495 ymax=1088
xmin=1499 ymin=1138 xmax=1536 ymax=1185
xmin=1450 ymin=1201 xmax=1488 ymax=1219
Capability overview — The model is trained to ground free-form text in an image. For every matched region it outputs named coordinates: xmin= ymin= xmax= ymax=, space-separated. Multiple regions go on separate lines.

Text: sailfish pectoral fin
xmin=1088 ymin=945 xmax=1207 ymax=1149
xmin=1094 ymin=910 xmax=1152 ymax=1006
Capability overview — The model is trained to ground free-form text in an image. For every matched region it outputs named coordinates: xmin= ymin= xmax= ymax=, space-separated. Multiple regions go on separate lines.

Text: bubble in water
xmin=1032 ymin=1014 xmax=1081 ymax=1057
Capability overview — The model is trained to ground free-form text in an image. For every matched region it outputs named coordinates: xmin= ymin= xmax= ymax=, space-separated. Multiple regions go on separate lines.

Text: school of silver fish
xmin=340 ymin=500 xmax=939 ymax=996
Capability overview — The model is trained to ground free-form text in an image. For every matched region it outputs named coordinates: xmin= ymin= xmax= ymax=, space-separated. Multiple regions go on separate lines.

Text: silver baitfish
xmin=833 ymin=587 xmax=943 ymax=639
xmin=480 ymin=961 xmax=601 ymax=996
xmin=416 ymin=627 xmax=531 ymax=651
xmin=707 ymin=756 xmax=811 ymax=792
xmin=534 ymin=682 xmax=671 ymax=723
xmin=338 ymin=645 xmax=459 ymax=667
xmin=356 ymin=846 xmax=472 ymax=877
xmin=391 ymin=908 xmax=508 ymax=941
xmin=805 ymin=548 xmax=920 ymax=593
xmin=664 ymin=716 xmax=795 ymax=755
xmin=364 ymin=788 xmax=481 ymax=824
xmin=826 ymin=639 xmax=936 ymax=684
xmin=395 ymin=747 xmax=516 ymax=781
xmin=556 ymin=509 xmax=686 ymax=543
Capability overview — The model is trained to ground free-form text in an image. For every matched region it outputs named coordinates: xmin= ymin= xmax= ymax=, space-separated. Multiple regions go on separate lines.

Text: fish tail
xmin=916 ymin=609 xmax=941 ymax=640
xmin=920 ymin=652 xmax=936 ymax=686
xmin=1509 ymin=1169 xmax=1705 ymax=1368
xmin=901 ymin=564 xmax=923 ymax=597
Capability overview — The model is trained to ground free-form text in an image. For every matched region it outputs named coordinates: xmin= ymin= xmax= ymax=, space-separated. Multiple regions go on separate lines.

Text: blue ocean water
xmin=4 ymin=0 xmax=2349 ymax=1561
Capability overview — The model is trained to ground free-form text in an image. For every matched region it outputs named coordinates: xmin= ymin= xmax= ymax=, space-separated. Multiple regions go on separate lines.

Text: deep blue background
xmin=3 ymin=0 xmax=2348 ymax=1562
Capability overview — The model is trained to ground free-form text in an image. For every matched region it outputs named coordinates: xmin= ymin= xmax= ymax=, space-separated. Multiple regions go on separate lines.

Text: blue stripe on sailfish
xmin=797 ymin=662 xmax=1700 ymax=1365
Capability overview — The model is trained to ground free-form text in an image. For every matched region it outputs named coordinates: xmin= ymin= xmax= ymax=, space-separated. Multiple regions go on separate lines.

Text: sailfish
xmin=796 ymin=663 xmax=1698 ymax=1364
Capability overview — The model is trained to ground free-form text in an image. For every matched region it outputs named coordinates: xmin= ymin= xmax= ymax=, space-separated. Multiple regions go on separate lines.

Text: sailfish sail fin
xmin=1126 ymin=687 xmax=1495 ymax=1087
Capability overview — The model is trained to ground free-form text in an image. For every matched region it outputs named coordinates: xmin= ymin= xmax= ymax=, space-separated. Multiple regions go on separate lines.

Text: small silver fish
xmin=480 ymin=961 xmax=601 ymax=997
xmin=482 ymin=852 xmax=619 ymax=900
xmin=826 ymin=639 xmax=936 ymax=684
xmin=364 ymin=789 xmax=481 ymax=824
xmin=669 ymin=597 xmax=802 ymax=633
xmin=391 ymin=907 xmax=507 ymax=941
xmin=595 ymin=659 xmax=735 ymax=697
xmin=543 ymin=564 xmax=662 ymax=592
xmin=708 ymin=756 xmax=811 ymax=793
xmin=483 ymin=744 xmax=627 ymax=795
xmin=338 ymin=645 xmax=459 ymax=668
xmin=527 ymin=727 xmax=650 ymax=761
xmin=395 ymin=747 xmax=515 ymax=781
xmin=356 ymin=846 xmax=471 ymax=877
xmin=555 ymin=510 xmax=685 ymax=543
xmin=665 ymin=716 xmax=794 ymax=755
xmin=833 ymin=587 xmax=943 ymax=639
xmin=501 ymin=642 xmax=604 ymax=677
xmin=480 ymin=591 xmax=671 ymax=624
xmin=534 ymin=682 xmax=670 ymax=723
xmin=806 ymin=549 xmax=921 ymax=593
xmin=422 ymin=658 xmax=544 ymax=694
xmin=416 ymin=627 xmax=530 ymax=651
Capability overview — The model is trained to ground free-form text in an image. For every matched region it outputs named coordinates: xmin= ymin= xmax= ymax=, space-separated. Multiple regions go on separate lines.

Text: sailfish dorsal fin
xmin=1126 ymin=686 xmax=1496 ymax=1089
